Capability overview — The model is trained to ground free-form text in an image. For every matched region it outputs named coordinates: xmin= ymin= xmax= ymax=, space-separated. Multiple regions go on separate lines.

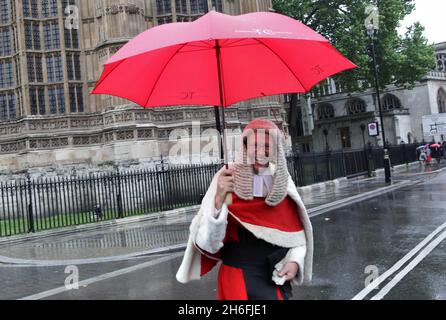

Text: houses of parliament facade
xmin=0 ymin=0 xmax=284 ymax=172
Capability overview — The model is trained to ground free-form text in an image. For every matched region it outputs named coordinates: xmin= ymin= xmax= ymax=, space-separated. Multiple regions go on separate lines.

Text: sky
xmin=398 ymin=0 xmax=446 ymax=44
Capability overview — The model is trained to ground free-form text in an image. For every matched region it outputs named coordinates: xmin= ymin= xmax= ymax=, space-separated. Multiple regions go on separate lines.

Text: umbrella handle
xmin=225 ymin=192 xmax=233 ymax=206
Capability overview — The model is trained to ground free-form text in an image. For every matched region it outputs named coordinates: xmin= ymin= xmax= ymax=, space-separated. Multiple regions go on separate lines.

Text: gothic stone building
xmin=0 ymin=0 xmax=285 ymax=173
xmin=287 ymin=42 xmax=446 ymax=153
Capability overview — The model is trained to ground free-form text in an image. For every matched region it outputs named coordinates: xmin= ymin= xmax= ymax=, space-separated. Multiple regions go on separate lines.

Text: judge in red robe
xmin=176 ymin=119 xmax=313 ymax=300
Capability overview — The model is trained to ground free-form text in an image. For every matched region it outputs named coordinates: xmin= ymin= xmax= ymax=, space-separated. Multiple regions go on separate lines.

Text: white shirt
xmin=252 ymin=166 xmax=273 ymax=197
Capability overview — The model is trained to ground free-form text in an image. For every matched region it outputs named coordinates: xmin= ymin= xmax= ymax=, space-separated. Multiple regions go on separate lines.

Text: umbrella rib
xmin=177 ymin=47 xmax=214 ymax=54
xmin=222 ymin=43 xmax=262 ymax=49
xmin=92 ymin=59 xmax=126 ymax=93
xmin=143 ymin=43 xmax=189 ymax=107
xmin=223 ymin=38 xmax=251 ymax=47
xmin=198 ymin=40 xmax=214 ymax=48
xmin=253 ymin=38 xmax=308 ymax=92
xmin=184 ymin=43 xmax=214 ymax=49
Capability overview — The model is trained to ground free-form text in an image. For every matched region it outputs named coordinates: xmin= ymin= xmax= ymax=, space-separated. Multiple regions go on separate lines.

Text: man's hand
xmin=215 ymin=168 xmax=234 ymax=210
xmin=278 ymin=262 xmax=299 ymax=281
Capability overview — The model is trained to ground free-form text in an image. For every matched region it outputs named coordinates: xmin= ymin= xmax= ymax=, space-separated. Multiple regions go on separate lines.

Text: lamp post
xmin=323 ymin=128 xmax=332 ymax=180
xmin=360 ymin=123 xmax=372 ymax=177
xmin=366 ymin=21 xmax=391 ymax=183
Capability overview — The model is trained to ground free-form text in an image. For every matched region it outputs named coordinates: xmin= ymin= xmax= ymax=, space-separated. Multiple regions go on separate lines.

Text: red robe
xmin=198 ymin=193 xmax=304 ymax=300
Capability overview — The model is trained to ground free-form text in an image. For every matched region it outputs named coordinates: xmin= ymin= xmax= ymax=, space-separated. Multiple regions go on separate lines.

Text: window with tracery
xmin=436 ymin=53 xmax=446 ymax=72
xmin=346 ymin=98 xmax=366 ymax=115
xmin=317 ymin=103 xmax=335 ymax=120
xmin=382 ymin=94 xmax=401 ymax=111
xmin=156 ymin=0 xmax=172 ymax=15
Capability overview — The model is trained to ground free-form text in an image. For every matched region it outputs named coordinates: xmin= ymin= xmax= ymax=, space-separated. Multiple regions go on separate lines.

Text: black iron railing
xmin=0 ymin=143 xmax=421 ymax=237
xmin=287 ymin=143 xmax=420 ymax=186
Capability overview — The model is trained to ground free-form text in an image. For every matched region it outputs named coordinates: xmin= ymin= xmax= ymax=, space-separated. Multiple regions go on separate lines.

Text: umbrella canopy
xmin=91 ymin=10 xmax=356 ymax=108
xmin=430 ymin=143 xmax=441 ymax=148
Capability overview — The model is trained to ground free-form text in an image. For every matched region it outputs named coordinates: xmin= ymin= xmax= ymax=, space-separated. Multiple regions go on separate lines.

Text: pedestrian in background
xmin=426 ymin=144 xmax=432 ymax=165
xmin=418 ymin=145 xmax=427 ymax=164
xmin=432 ymin=143 xmax=440 ymax=163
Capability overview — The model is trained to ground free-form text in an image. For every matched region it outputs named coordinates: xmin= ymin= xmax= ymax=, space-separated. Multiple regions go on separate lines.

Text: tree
xmin=273 ymin=0 xmax=435 ymax=144
xmin=272 ymin=0 xmax=435 ymax=92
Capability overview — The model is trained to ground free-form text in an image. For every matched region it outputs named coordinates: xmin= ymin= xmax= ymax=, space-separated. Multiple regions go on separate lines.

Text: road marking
xmin=18 ymin=252 xmax=182 ymax=300
xmin=370 ymin=229 xmax=446 ymax=300
xmin=352 ymin=221 xmax=446 ymax=300
xmin=0 ymin=243 xmax=186 ymax=267
xmin=308 ymin=180 xmax=412 ymax=218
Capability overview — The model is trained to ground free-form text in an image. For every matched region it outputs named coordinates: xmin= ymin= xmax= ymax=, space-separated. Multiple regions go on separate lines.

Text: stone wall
xmin=0 ymin=99 xmax=286 ymax=174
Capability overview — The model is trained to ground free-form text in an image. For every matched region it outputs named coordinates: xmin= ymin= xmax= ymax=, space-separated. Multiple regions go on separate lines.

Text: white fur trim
xmin=228 ymin=211 xmax=307 ymax=248
xmin=175 ymin=236 xmax=202 ymax=283
xmin=286 ymin=176 xmax=314 ymax=285
xmin=195 ymin=204 xmax=228 ymax=254
xmin=288 ymin=245 xmax=307 ymax=286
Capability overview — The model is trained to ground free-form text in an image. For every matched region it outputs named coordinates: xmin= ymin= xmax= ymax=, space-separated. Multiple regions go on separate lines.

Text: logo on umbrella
xmin=179 ymin=91 xmax=196 ymax=100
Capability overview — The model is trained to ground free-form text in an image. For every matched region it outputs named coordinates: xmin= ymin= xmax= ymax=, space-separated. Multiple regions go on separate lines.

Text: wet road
xmin=1 ymin=165 xmax=445 ymax=300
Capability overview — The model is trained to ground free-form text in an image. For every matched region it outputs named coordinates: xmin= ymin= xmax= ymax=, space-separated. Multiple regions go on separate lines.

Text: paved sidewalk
xmin=0 ymin=161 xmax=444 ymax=263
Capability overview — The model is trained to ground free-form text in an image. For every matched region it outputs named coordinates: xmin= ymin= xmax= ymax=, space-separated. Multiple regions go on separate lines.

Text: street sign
xmin=422 ymin=114 xmax=446 ymax=136
xmin=368 ymin=122 xmax=379 ymax=136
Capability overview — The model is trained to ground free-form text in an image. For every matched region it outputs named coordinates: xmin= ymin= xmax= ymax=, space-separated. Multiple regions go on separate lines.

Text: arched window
xmin=436 ymin=53 xmax=446 ymax=72
xmin=317 ymin=103 xmax=335 ymax=120
xmin=407 ymin=132 xmax=413 ymax=144
xmin=382 ymin=94 xmax=401 ymax=111
xmin=346 ymin=98 xmax=366 ymax=115
xmin=438 ymin=88 xmax=446 ymax=113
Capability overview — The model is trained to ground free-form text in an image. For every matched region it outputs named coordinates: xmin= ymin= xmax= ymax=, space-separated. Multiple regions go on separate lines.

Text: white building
xmin=287 ymin=42 xmax=446 ymax=152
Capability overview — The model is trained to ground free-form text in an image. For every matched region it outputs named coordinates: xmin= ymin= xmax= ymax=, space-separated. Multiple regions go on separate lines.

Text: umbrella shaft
xmin=216 ymin=39 xmax=229 ymax=169
xmin=220 ymin=105 xmax=229 ymax=169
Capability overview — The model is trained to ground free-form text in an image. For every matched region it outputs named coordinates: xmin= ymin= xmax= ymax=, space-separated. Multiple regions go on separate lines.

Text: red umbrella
xmin=91 ymin=10 xmax=356 ymax=165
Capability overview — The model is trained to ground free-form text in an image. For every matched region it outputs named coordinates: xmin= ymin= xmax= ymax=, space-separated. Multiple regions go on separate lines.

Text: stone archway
xmin=382 ymin=94 xmax=402 ymax=111
xmin=346 ymin=98 xmax=366 ymax=115
xmin=317 ymin=103 xmax=335 ymax=120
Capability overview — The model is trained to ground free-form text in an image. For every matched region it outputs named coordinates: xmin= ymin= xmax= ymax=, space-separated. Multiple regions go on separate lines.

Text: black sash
xmin=221 ymin=226 xmax=293 ymax=300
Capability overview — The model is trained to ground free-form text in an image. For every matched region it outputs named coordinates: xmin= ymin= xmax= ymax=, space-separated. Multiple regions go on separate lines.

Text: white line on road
xmin=352 ymin=221 xmax=446 ymax=300
xmin=0 ymin=243 xmax=186 ymax=267
xmin=18 ymin=252 xmax=182 ymax=300
xmin=370 ymin=229 xmax=446 ymax=300
xmin=308 ymin=181 xmax=412 ymax=218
